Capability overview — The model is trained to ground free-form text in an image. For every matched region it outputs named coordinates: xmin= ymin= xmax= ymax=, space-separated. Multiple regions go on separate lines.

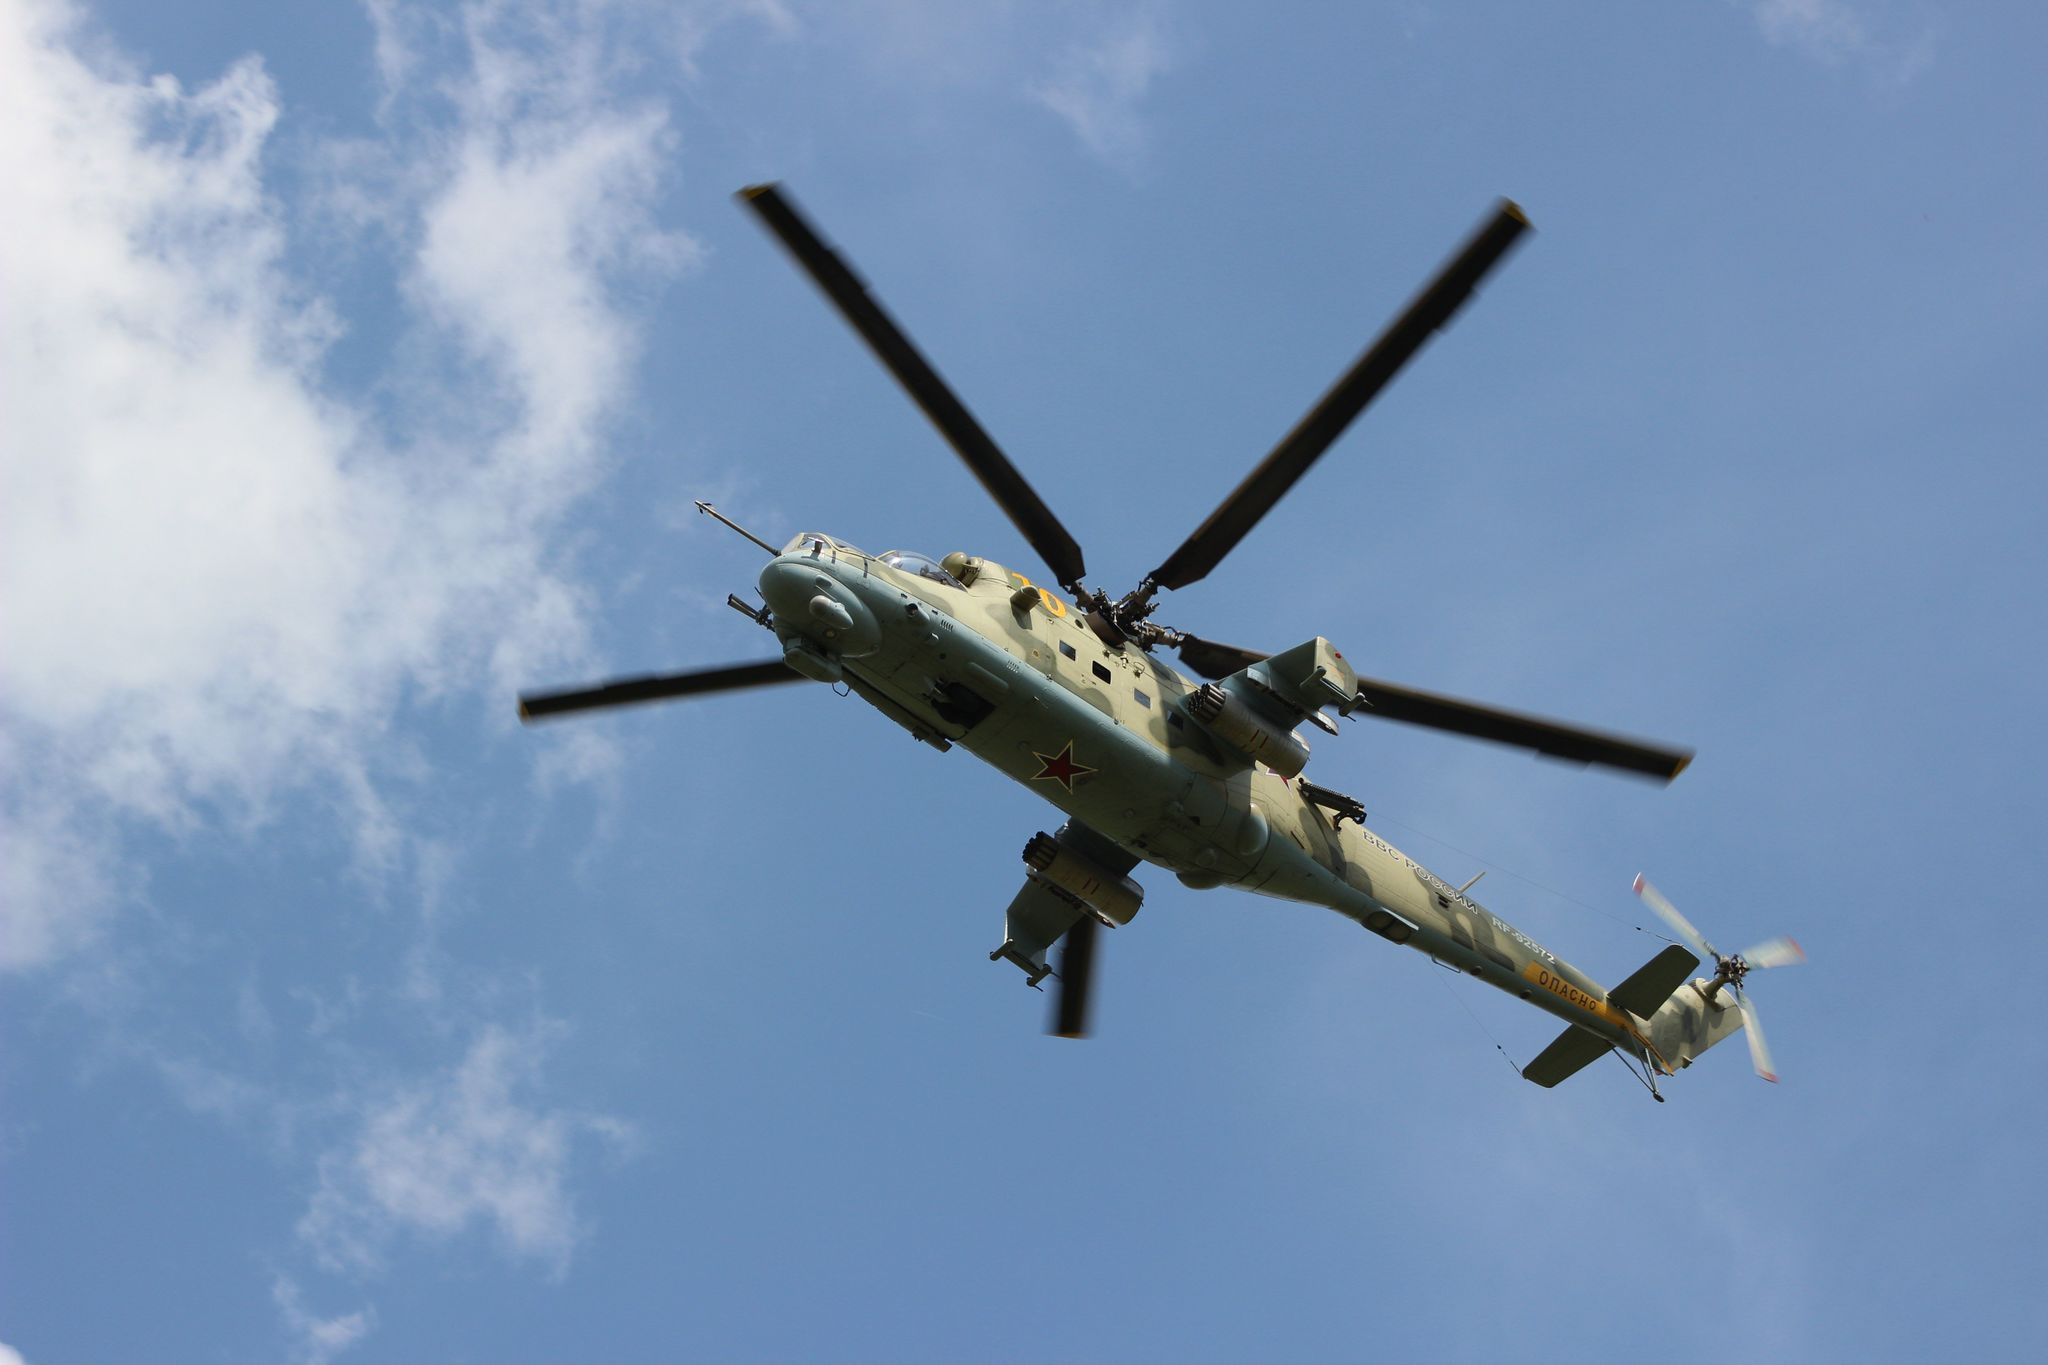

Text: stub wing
xmin=988 ymin=821 xmax=1144 ymax=1040
xmin=988 ymin=821 xmax=1141 ymax=986
xmin=990 ymin=877 xmax=1088 ymax=986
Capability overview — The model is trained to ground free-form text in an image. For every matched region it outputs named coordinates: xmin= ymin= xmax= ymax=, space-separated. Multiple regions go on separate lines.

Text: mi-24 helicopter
xmin=521 ymin=183 xmax=1804 ymax=1100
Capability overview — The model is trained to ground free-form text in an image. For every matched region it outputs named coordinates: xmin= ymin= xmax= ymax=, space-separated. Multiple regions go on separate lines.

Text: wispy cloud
xmin=1753 ymin=0 xmax=1868 ymax=58
xmin=0 ymin=780 xmax=118 ymax=969
xmin=0 ymin=0 xmax=695 ymax=971
xmin=1745 ymin=0 xmax=1935 ymax=80
xmin=297 ymin=1023 xmax=632 ymax=1275
xmin=1029 ymin=5 xmax=1173 ymax=171
xmin=273 ymin=1276 xmax=376 ymax=1365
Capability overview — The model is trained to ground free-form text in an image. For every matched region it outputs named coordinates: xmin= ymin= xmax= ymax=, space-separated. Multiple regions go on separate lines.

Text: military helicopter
xmin=521 ymin=183 xmax=1802 ymax=1099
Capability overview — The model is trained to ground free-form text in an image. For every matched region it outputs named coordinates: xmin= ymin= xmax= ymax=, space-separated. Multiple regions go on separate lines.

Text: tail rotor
xmin=1633 ymin=873 xmax=1805 ymax=1083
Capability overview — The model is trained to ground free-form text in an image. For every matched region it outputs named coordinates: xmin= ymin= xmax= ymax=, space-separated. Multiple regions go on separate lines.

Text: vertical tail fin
xmin=1645 ymin=978 xmax=1747 ymax=1072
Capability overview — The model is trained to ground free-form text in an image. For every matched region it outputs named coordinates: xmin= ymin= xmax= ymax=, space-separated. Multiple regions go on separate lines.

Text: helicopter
xmin=520 ymin=182 xmax=1803 ymax=1100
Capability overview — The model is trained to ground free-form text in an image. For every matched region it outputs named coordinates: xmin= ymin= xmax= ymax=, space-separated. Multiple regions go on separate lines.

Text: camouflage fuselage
xmin=761 ymin=535 xmax=1662 ymax=1061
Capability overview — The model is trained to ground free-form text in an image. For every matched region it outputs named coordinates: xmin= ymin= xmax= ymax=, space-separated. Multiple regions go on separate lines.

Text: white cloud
xmin=298 ymin=1023 xmax=631 ymax=1274
xmin=416 ymin=107 xmax=694 ymax=470
xmin=1029 ymin=5 xmax=1172 ymax=170
xmin=0 ymin=0 xmax=695 ymax=970
xmin=274 ymin=1275 xmax=376 ymax=1365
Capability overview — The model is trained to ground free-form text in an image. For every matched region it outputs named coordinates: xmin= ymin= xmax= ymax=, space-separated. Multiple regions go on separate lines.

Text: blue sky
xmin=4 ymin=1 xmax=2044 ymax=1361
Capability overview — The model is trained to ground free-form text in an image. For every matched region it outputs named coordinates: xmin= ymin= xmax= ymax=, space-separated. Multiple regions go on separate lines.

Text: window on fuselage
xmin=878 ymin=550 xmax=965 ymax=589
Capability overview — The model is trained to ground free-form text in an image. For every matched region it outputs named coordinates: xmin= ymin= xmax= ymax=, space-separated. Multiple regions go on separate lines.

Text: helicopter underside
xmin=512 ymin=181 xmax=1779 ymax=1091
xmin=764 ymin=537 xmax=1660 ymax=1056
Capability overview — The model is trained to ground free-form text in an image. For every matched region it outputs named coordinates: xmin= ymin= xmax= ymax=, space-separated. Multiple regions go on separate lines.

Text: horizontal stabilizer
xmin=1607 ymin=944 xmax=1701 ymax=1019
xmin=1523 ymin=1025 xmax=1611 ymax=1088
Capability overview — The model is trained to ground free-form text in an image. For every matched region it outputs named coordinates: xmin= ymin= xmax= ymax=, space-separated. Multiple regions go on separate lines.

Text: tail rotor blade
xmin=1050 ymin=912 xmax=1099 ymax=1039
xmin=1735 ymin=987 xmax=1779 ymax=1083
xmin=1632 ymin=873 xmax=1719 ymax=960
xmin=1740 ymin=936 xmax=1807 ymax=970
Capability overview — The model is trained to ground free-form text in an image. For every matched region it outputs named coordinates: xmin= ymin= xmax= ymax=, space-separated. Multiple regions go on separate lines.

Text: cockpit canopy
xmin=878 ymin=550 xmax=964 ymax=589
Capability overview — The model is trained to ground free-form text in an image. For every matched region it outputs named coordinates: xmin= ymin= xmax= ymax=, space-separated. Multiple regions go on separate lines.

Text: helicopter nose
xmin=759 ymin=556 xmax=881 ymax=657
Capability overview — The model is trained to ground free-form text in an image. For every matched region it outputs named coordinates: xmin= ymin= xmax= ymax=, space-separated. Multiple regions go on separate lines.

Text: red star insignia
xmin=1030 ymin=741 xmax=1096 ymax=794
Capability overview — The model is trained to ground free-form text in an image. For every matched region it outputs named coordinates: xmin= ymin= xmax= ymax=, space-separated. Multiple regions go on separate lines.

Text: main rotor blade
xmin=1147 ymin=199 xmax=1531 ymax=593
xmin=1173 ymin=636 xmax=1691 ymax=779
xmin=519 ymin=660 xmax=803 ymax=722
xmin=1050 ymin=912 xmax=1099 ymax=1039
xmin=1356 ymin=675 xmax=1692 ymax=782
xmin=1173 ymin=634 xmax=1271 ymax=680
xmin=1740 ymin=937 xmax=1807 ymax=970
xmin=1632 ymin=874 xmax=1719 ymax=961
xmin=737 ymin=183 xmax=1087 ymax=592
xmin=1735 ymin=987 xmax=1779 ymax=1083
